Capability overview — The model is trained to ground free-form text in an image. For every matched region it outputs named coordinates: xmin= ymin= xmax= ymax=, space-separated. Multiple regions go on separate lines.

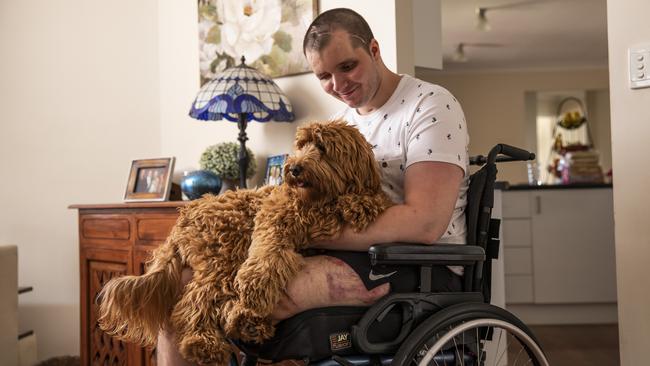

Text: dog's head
xmin=284 ymin=120 xmax=381 ymax=200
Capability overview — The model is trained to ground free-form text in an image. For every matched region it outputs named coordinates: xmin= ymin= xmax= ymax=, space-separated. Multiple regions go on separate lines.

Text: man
xmin=157 ymin=8 xmax=468 ymax=365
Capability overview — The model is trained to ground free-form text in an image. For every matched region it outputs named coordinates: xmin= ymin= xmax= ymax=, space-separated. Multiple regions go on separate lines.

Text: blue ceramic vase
xmin=180 ymin=170 xmax=222 ymax=200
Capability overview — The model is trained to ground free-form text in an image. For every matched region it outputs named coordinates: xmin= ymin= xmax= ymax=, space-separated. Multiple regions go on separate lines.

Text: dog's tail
xmin=97 ymin=239 xmax=183 ymax=347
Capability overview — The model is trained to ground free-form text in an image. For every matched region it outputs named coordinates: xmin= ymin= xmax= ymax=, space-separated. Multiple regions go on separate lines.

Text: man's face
xmin=306 ymin=30 xmax=381 ymax=110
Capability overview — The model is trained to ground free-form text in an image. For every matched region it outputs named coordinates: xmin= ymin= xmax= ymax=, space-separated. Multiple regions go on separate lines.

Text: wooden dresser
xmin=70 ymin=202 xmax=187 ymax=366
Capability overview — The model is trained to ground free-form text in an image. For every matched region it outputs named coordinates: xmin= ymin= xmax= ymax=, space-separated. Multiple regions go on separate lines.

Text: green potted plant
xmin=199 ymin=142 xmax=256 ymax=190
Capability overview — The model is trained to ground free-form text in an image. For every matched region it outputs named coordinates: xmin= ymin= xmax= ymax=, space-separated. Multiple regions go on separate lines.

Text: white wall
xmin=607 ymin=0 xmax=650 ymax=364
xmin=158 ymin=0 xmax=415 ymax=187
xmin=0 ymin=0 xmax=161 ymax=360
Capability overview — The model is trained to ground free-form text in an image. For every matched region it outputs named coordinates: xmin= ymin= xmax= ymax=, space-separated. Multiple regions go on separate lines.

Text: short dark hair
xmin=302 ymin=8 xmax=375 ymax=55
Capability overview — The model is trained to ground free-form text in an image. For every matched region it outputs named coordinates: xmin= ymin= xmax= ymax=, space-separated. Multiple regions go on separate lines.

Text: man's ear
xmin=369 ymin=39 xmax=380 ymax=60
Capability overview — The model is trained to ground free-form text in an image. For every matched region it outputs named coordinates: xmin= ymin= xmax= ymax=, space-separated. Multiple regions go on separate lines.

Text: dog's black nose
xmin=289 ymin=165 xmax=303 ymax=177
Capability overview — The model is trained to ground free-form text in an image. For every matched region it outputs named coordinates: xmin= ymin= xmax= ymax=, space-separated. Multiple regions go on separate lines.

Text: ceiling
xmin=439 ymin=0 xmax=609 ymax=71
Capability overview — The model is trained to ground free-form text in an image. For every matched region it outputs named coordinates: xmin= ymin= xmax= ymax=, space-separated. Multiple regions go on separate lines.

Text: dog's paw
xmin=178 ymin=332 xmax=231 ymax=365
xmin=224 ymin=302 xmax=275 ymax=343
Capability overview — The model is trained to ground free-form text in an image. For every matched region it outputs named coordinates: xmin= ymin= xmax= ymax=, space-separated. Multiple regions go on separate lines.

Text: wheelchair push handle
xmin=497 ymin=144 xmax=535 ymax=162
xmin=470 ymin=144 xmax=535 ymax=166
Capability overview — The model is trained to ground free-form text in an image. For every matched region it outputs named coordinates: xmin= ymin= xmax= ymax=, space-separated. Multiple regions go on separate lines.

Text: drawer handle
xmin=535 ymin=196 xmax=541 ymax=214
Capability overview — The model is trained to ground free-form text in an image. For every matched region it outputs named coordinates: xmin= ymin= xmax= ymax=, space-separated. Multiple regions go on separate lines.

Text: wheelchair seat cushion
xmin=307 ymin=250 xmax=462 ymax=292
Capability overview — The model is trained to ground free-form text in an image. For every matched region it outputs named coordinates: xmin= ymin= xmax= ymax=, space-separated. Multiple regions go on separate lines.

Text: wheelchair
xmin=233 ymin=144 xmax=550 ymax=366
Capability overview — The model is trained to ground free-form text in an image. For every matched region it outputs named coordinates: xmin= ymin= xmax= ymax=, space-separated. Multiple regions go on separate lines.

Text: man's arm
xmin=313 ymin=160 xmax=464 ymax=251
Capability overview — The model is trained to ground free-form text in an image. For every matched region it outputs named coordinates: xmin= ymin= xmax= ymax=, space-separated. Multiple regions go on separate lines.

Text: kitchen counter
xmin=500 ymin=186 xmax=617 ymax=325
xmin=497 ymin=182 xmax=612 ymax=191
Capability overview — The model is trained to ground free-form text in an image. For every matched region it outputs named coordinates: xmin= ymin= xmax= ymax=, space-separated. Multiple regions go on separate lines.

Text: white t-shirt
xmin=333 ymin=74 xmax=470 ymax=247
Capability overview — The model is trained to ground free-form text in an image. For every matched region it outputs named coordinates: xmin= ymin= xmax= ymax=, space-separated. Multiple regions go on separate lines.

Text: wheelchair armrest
xmin=368 ymin=243 xmax=485 ymax=266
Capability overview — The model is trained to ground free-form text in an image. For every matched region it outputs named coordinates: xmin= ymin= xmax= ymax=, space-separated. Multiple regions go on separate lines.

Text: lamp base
xmin=237 ymin=113 xmax=249 ymax=189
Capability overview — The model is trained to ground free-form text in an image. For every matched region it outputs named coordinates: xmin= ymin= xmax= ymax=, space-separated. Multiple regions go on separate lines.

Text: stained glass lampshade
xmin=189 ymin=56 xmax=295 ymax=189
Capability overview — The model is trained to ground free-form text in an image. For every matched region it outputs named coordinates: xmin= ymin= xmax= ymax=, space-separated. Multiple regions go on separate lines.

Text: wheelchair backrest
xmin=465 ymin=144 xmax=535 ymax=302
xmin=465 ymin=162 xmax=498 ymax=302
xmin=465 ymin=144 xmax=533 ymax=302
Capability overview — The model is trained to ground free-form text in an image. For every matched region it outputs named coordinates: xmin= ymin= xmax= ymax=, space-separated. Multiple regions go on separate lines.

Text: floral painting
xmin=197 ymin=0 xmax=318 ymax=84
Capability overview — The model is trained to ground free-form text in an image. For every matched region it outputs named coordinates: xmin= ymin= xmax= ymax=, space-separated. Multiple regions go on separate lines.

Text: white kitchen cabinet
xmin=502 ymin=187 xmax=616 ymax=305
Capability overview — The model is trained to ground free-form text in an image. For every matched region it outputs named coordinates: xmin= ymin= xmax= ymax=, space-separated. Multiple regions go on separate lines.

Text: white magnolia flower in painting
xmin=200 ymin=43 xmax=227 ymax=79
xmin=199 ymin=19 xmax=226 ymax=79
xmin=218 ymin=0 xmax=282 ymax=64
xmin=198 ymin=18 xmax=215 ymax=41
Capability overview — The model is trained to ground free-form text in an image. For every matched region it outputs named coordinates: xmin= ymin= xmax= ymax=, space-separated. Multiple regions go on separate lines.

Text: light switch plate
xmin=629 ymin=44 xmax=650 ymax=89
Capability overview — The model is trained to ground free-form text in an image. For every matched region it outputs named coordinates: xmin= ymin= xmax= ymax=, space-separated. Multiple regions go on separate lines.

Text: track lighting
xmin=450 ymin=42 xmax=503 ymax=62
xmin=475 ymin=8 xmax=491 ymax=32
xmin=453 ymin=43 xmax=468 ymax=62
xmin=475 ymin=0 xmax=538 ymax=32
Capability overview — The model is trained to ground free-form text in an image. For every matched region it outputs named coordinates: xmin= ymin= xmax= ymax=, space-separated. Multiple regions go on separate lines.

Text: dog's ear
xmin=295 ymin=122 xmax=328 ymax=153
xmin=294 ymin=124 xmax=313 ymax=149
xmin=322 ymin=120 xmax=383 ymax=194
xmin=312 ymin=127 xmax=327 ymax=154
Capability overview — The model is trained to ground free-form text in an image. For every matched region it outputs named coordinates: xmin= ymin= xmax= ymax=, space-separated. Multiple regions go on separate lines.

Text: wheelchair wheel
xmin=392 ymin=303 xmax=549 ymax=366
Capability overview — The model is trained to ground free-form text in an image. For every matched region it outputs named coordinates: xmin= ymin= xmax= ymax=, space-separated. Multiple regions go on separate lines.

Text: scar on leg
xmin=325 ymin=273 xmax=389 ymax=305
xmin=323 ymin=255 xmax=353 ymax=270
xmin=362 ymin=283 xmax=390 ymax=304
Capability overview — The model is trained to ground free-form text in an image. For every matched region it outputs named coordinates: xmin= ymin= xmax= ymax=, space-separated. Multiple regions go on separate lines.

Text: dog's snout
xmin=289 ymin=164 xmax=303 ymax=177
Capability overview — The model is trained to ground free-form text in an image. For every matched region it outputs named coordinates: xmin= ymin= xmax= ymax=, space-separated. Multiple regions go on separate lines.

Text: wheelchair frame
xmin=233 ymin=144 xmax=549 ymax=366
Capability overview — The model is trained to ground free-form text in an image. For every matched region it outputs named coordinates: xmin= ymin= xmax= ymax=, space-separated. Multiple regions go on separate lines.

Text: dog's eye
xmin=315 ymin=143 xmax=326 ymax=154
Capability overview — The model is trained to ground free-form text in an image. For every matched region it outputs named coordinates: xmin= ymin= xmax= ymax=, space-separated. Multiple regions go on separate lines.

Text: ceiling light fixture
xmin=453 ymin=43 xmax=468 ymax=62
xmin=451 ymin=42 xmax=504 ymax=62
xmin=475 ymin=0 xmax=539 ymax=32
xmin=475 ymin=8 xmax=491 ymax=32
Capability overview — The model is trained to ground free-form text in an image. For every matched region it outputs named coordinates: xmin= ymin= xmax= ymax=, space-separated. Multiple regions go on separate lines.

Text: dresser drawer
xmin=82 ymin=217 xmax=130 ymax=240
xmin=79 ymin=215 xmax=132 ymax=248
xmin=135 ymin=215 xmax=177 ymax=244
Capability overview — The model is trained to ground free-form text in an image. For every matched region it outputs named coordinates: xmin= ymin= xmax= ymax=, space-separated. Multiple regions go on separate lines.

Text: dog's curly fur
xmin=97 ymin=120 xmax=392 ymax=365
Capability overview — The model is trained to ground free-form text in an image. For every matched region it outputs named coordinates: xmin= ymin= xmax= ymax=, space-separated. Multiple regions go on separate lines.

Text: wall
xmin=0 ymin=0 xmax=161 ymax=360
xmin=607 ymin=0 xmax=650 ymax=364
xmin=158 ymin=0 xmax=415 ymax=187
xmin=586 ymin=89 xmax=612 ymax=175
xmin=416 ymin=67 xmax=610 ymax=183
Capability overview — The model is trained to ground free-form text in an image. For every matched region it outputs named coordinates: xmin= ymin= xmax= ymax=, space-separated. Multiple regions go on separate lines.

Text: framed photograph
xmin=197 ymin=0 xmax=319 ymax=84
xmin=124 ymin=157 xmax=176 ymax=202
xmin=265 ymin=154 xmax=288 ymax=186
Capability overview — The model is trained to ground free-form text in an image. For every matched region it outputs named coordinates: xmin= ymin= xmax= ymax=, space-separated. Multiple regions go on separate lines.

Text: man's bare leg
xmin=157 ymin=269 xmax=198 ymax=366
xmin=272 ymin=255 xmax=389 ymax=321
xmin=156 ymin=256 xmax=388 ymax=365
xmin=157 ymin=327 xmax=199 ymax=366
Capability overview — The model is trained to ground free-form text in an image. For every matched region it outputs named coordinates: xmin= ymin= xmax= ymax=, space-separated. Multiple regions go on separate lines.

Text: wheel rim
xmin=414 ymin=318 xmax=549 ymax=366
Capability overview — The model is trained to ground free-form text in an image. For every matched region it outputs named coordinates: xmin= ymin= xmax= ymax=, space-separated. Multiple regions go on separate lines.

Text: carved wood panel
xmin=88 ymin=259 xmax=129 ymax=366
xmin=135 ymin=249 xmax=157 ymax=366
xmin=74 ymin=204 xmax=184 ymax=366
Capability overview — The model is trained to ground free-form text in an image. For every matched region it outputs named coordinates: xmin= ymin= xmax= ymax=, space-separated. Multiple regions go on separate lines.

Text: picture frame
xmin=124 ymin=157 xmax=176 ymax=202
xmin=265 ymin=154 xmax=288 ymax=186
xmin=197 ymin=0 xmax=319 ymax=84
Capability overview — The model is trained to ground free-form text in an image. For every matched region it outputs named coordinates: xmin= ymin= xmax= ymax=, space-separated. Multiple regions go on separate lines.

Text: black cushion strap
xmin=486 ymin=218 xmax=501 ymax=260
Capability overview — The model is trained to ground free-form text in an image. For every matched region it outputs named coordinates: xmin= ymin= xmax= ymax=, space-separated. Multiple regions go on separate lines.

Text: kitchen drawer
xmin=504 ymin=247 xmax=532 ymax=275
xmin=502 ymin=219 xmax=532 ymax=247
xmin=505 ymin=275 xmax=534 ymax=304
xmin=502 ymin=191 xmax=531 ymax=218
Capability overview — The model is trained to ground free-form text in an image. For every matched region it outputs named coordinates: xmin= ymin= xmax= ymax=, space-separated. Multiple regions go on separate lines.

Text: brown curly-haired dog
xmin=97 ymin=120 xmax=392 ymax=365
